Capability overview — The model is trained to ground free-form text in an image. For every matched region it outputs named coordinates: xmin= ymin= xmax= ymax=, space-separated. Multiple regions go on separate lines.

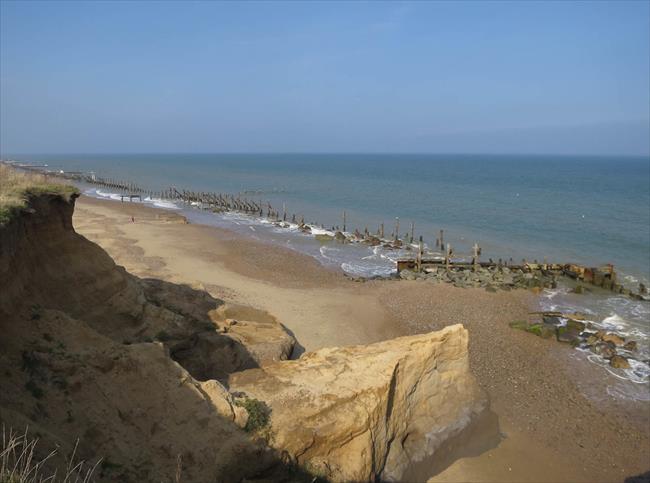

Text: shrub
xmin=25 ymin=380 xmax=44 ymax=399
xmin=21 ymin=351 xmax=40 ymax=377
xmin=99 ymin=460 xmax=123 ymax=477
xmin=234 ymin=397 xmax=270 ymax=432
xmin=155 ymin=330 xmax=171 ymax=342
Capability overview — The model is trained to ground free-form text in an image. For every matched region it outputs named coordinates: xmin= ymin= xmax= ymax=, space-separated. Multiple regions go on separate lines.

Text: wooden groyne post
xmin=416 ymin=237 xmax=424 ymax=272
xmin=445 ymin=243 xmax=452 ymax=272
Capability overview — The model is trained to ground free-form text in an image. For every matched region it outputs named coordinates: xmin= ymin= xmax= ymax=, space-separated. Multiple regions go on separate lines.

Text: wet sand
xmin=73 ymin=195 xmax=650 ymax=483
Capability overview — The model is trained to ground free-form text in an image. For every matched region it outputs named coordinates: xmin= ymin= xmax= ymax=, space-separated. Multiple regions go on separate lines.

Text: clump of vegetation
xmin=21 ymin=351 xmax=41 ymax=377
xmin=25 ymin=380 xmax=44 ymax=399
xmin=234 ymin=397 xmax=271 ymax=433
xmin=30 ymin=305 xmax=42 ymax=321
xmin=509 ymin=320 xmax=555 ymax=339
xmin=51 ymin=375 xmax=68 ymax=391
xmin=99 ymin=459 xmax=123 ymax=478
xmin=155 ymin=330 xmax=171 ymax=342
xmin=0 ymin=426 xmax=100 ymax=482
xmin=21 ymin=351 xmax=45 ymax=400
xmin=0 ymin=164 xmax=78 ymax=225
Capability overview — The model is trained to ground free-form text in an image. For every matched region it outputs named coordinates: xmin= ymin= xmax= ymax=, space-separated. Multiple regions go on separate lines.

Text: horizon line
xmin=2 ymin=151 xmax=649 ymax=158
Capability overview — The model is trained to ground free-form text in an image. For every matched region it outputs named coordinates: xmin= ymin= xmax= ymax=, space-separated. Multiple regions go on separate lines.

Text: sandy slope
xmin=73 ymin=197 xmax=403 ymax=354
xmin=73 ymin=195 xmax=650 ymax=483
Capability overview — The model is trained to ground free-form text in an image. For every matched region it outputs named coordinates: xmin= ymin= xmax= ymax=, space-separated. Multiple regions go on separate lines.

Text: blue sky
xmin=1 ymin=1 xmax=649 ymax=155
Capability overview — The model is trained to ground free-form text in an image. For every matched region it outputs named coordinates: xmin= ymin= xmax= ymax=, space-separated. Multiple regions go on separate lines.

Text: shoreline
xmin=4 ymin=160 xmax=650 ymax=286
xmin=80 ymin=185 xmax=650 ymax=387
xmin=73 ymin=194 xmax=650 ymax=482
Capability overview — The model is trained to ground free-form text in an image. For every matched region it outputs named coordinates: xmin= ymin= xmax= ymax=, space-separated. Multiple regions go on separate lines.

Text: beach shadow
xmin=400 ymin=408 xmax=502 ymax=482
xmin=283 ymin=325 xmax=306 ymax=359
xmin=626 ymin=471 xmax=650 ymax=483
xmin=140 ymin=278 xmax=299 ymax=382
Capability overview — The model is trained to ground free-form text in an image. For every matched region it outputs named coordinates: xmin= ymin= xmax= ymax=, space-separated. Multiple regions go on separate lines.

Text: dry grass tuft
xmin=0 ymin=165 xmax=78 ymax=225
xmin=1 ymin=426 xmax=100 ymax=483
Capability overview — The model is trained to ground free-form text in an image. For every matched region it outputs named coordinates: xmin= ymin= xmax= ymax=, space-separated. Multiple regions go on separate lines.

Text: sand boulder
xmin=230 ymin=324 xmax=487 ymax=482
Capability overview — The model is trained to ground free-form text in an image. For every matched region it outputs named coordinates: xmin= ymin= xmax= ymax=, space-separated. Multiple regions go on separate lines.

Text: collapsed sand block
xmin=230 ymin=324 xmax=487 ymax=482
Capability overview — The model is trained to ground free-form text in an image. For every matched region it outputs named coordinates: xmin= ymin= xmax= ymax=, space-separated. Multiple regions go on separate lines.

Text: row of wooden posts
xmin=50 ymin=168 xmax=483 ymax=265
xmin=341 ymin=210 xmax=453 ymax=248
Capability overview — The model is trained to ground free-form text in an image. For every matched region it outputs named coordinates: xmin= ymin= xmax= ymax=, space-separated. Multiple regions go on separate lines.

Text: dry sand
xmin=73 ymin=195 xmax=650 ymax=483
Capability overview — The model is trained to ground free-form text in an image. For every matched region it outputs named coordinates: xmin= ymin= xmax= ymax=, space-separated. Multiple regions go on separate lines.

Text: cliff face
xmin=0 ymin=194 xmax=298 ymax=482
xmin=0 ymin=193 xmax=142 ymax=325
xmin=0 ymin=193 xmax=489 ymax=482
xmin=0 ymin=193 xmax=294 ymax=368
xmin=230 ymin=324 xmax=486 ymax=482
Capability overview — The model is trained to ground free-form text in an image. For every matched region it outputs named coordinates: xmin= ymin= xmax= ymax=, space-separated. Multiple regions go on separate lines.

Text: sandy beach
xmin=72 ymin=195 xmax=650 ymax=482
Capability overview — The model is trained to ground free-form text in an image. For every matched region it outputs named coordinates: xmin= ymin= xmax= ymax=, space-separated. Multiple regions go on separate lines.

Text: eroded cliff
xmin=0 ymin=191 xmax=489 ymax=482
xmin=0 ymin=193 xmax=298 ymax=481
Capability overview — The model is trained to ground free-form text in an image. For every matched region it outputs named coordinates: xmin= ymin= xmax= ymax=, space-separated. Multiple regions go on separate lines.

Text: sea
xmin=6 ymin=153 xmax=650 ymax=400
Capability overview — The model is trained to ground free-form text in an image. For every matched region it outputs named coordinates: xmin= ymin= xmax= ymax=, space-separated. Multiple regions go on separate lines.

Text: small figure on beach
xmin=131 ymin=216 xmax=135 ymax=223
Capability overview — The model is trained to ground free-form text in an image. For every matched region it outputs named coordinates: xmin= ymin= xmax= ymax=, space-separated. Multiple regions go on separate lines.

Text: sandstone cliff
xmin=0 ymin=190 xmax=488 ymax=482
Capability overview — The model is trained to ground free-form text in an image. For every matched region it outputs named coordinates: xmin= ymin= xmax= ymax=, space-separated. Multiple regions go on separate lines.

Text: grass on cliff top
xmin=0 ymin=164 xmax=78 ymax=225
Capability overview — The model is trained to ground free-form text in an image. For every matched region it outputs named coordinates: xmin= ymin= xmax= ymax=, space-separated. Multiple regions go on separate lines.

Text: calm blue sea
xmin=6 ymin=153 xmax=650 ymax=397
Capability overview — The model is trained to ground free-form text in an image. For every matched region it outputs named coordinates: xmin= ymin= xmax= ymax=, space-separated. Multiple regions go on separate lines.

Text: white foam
xmin=600 ymin=314 xmax=627 ymax=332
xmin=149 ymin=199 xmax=181 ymax=210
xmin=623 ymin=274 xmax=639 ymax=284
xmin=318 ymin=245 xmax=340 ymax=261
xmin=606 ymin=384 xmax=650 ymax=402
xmin=586 ymin=351 xmax=649 ymax=385
xmin=626 ymin=359 xmax=650 ymax=383
xmin=341 ymin=262 xmax=394 ymax=278
xmin=93 ymin=189 xmax=123 ymax=201
xmin=310 ymin=226 xmax=335 ymax=236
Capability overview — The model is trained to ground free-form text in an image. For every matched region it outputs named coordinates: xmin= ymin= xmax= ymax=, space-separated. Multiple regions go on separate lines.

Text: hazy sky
xmin=1 ymin=1 xmax=649 ymax=155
